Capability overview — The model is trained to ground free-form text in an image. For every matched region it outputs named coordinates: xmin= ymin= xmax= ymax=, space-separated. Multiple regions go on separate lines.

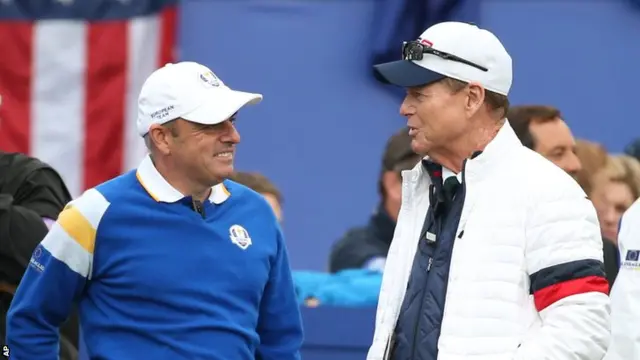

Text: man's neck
xmin=150 ymin=155 xmax=213 ymax=202
xmin=430 ymin=118 xmax=504 ymax=173
xmin=190 ymin=188 xmax=212 ymax=203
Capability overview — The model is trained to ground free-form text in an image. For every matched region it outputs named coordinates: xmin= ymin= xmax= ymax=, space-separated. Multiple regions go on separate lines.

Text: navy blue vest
xmin=390 ymin=160 xmax=466 ymax=360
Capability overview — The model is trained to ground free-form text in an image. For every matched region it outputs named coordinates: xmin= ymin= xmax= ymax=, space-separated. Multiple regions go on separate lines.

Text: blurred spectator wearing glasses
xmin=508 ymin=105 xmax=582 ymax=176
xmin=328 ymin=128 xmax=420 ymax=273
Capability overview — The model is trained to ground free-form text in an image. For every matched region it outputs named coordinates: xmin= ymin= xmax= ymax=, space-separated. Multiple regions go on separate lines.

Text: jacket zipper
xmin=407 ymin=157 xmax=469 ymax=359
xmin=410 ymin=238 xmax=439 ymax=359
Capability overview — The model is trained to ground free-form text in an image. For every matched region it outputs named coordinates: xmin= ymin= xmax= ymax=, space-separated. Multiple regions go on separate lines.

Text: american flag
xmin=0 ymin=0 xmax=177 ymax=197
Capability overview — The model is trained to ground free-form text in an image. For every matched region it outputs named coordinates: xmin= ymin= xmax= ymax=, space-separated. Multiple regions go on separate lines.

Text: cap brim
xmin=373 ymin=60 xmax=445 ymax=87
xmin=182 ymin=88 xmax=263 ymax=125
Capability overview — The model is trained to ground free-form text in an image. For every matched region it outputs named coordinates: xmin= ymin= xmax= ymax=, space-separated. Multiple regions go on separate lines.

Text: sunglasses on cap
xmin=401 ymin=40 xmax=488 ymax=72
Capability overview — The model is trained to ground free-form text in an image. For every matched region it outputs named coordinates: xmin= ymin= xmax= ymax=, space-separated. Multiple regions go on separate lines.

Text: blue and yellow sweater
xmin=6 ymin=156 xmax=303 ymax=360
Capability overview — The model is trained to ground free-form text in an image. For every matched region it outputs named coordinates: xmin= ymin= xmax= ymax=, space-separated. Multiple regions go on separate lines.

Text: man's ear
xmin=148 ymin=125 xmax=173 ymax=155
xmin=465 ymin=82 xmax=485 ymax=116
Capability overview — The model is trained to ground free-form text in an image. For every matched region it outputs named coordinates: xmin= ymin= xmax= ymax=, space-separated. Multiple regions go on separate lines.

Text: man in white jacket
xmin=367 ymin=21 xmax=610 ymax=360
xmin=604 ymin=198 xmax=640 ymax=360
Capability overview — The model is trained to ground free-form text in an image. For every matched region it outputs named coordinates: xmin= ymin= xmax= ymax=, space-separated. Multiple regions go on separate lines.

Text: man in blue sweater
xmin=6 ymin=61 xmax=304 ymax=360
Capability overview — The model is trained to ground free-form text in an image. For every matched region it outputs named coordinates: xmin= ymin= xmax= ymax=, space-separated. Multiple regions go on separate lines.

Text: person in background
xmin=604 ymin=197 xmax=640 ymax=360
xmin=0 ymin=151 xmax=76 ymax=359
xmin=575 ymin=139 xmax=609 ymax=195
xmin=6 ymin=62 xmax=303 ymax=360
xmin=590 ymin=154 xmax=640 ymax=244
xmin=228 ymin=171 xmax=284 ymax=223
xmin=328 ymin=128 xmax=420 ymax=273
xmin=508 ymin=104 xmax=582 ymax=176
xmin=572 ymin=140 xmax=623 ymax=285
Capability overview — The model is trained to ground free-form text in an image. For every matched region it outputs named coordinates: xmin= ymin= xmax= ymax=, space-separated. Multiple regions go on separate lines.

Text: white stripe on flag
xmin=123 ymin=15 xmax=161 ymax=171
xmin=31 ymin=21 xmax=87 ymax=197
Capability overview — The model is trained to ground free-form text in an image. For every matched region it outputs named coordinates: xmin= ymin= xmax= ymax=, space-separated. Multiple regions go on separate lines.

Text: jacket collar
xmin=404 ymin=120 xmax=521 ymax=186
xmin=463 ymin=119 xmax=521 ymax=184
xmin=135 ymin=155 xmax=230 ymax=204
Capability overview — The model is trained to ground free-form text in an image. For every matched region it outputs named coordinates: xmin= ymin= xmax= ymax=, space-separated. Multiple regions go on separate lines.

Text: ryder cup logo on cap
xmin=199 ymin=70 xmax=220 ymax=88
xmin=373 ymin=21 xmax=513 ymax=96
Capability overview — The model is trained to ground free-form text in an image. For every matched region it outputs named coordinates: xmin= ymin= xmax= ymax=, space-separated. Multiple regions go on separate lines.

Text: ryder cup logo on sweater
xmin=229 ymin=224 xmax=252 ymax=250
xmin=199 ymin=70 xmax=220 ymax=88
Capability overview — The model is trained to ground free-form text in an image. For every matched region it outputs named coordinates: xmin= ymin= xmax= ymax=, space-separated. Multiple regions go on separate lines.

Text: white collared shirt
xmin=135 ymin=155 xmax=230 ymax=204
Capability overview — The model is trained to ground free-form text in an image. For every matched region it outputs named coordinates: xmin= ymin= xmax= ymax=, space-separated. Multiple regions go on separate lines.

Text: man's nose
xmin=564 ymin=153 xmax=582 ymax=176
xmin=221 ymin=121 xmax=241 ymax=144
xmin=400 ymin=97 xmax=414 ymax=117
xmin=228 ymin=126 xmax=241 ymax=144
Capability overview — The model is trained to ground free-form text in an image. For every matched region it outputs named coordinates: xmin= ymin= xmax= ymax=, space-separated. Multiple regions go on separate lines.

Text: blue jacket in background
xmin=293 ymin=269 xmax=382 ymax=307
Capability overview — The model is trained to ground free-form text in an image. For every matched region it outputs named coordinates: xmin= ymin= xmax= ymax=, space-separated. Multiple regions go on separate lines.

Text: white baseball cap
xmin=136 ymin=61 xmax=263 ymax=136
xmin=373 ymin=22 xmax=512 ymax=96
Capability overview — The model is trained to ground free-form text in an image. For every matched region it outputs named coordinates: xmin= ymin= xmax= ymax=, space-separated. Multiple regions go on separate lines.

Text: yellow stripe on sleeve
xmin=57 ymin=205 xmax=96 ymax=254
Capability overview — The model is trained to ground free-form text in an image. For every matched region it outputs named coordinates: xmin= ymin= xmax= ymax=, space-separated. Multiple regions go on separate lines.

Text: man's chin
xmin=206 ymin=163 xmax=234 ymax=184
xmin=219 ymin=165 xmax=235 ymax=180
xmin=410 ymin=141 xmax=430 ymax=157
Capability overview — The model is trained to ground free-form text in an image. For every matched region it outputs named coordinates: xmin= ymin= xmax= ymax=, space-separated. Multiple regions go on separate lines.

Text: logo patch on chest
xmin=622 ymin=249 xmax=640 ymax=269
xmin=229 ymin=224 xmax=252 ymax=250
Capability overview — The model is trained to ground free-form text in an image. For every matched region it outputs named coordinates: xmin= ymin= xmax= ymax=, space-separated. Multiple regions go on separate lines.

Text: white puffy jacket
xmin=368 ymin=121 xmax=611 ymax=360
xmin=604 ymin=198 xmax=640 ymax=360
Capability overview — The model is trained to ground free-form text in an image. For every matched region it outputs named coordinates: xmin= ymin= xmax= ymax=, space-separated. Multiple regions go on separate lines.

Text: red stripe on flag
xmin=159 ymin=6 xmax=178 ymax=66
xmin=0 ymin=22 xmax=33 ymax=153
xmin=84 ymin=22 xmax=128 ymax=189
xmin=534 ymin=275 xmax=609 ymax=311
